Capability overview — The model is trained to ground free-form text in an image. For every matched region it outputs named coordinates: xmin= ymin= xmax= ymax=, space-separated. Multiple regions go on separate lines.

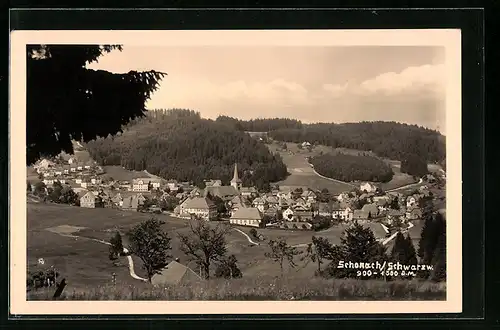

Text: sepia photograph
xmin=10 ymin=29 xmax=461 ymax=315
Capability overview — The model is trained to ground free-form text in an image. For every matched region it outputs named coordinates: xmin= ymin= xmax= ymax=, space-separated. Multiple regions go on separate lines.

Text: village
xmin=28 ymin=152 xmax=445 ymax=236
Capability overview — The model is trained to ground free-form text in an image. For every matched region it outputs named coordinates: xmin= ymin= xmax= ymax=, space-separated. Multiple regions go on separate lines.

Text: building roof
xmin=182 ymin=197 xmax=215 ymax=210
xmin=241 ymin=186 xmax=257 ymax=193
xmin=265 ymin=196 xmax=279 ymax=204
xmin=361 ymin=203 xmax=379 ymax=216
xmin=230 ymin=207 xmax=262 ymax=220
xmin=122 ymin=196 xmax=139 ymax=209
xmin=252 ymin=197 xmax=266 ymax=205
xmin=204 ymin=186 xmax=238 ymax=198
xmin=151 ymin=261 xmax=202 ymax=286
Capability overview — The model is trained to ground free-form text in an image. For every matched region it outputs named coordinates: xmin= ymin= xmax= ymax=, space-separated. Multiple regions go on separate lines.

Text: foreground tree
xmin=108 ymin=231 xmax=124 ymax=262
xmin=265 ymin=237 xmax=302 ymax=276
xmin=177 ymin=216 xmax=231 ymax=279
xmin=27 ymin=45 xmax=166 ymax=165
xmin=304 ymin=236 xmax=335 ymax=275
xmin=214 ymin=254 xmax=243 ymax=279
xmin=126 ymin=217 xmax=172 ymax=282
xmin=326 ymin=222 xmax=387 ymax=279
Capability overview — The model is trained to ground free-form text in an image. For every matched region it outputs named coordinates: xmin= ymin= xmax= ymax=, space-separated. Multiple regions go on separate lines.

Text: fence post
xmin=53 ymin=278 xmax=67 ymax=300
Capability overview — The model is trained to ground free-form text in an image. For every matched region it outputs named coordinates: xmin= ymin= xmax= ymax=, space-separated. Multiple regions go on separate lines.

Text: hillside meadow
xmin=28 ymin=276 xmax=446 ymax=301
xmin=267 ymin=142 xmax=418 ymax=192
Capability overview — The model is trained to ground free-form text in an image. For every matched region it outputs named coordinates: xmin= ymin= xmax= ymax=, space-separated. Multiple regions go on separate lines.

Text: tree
xmin=418 ymin=211 xmax=446 ymax=280
xmin=304 ymin=236 xmax=335 ymax=275
xmin=326 ymin=222 xmax=387 ymax=279
xmin=26 ymin=45 xmax=166 ymax=165
xmin=390 ymin=232 xmax=418 ymax=275
xmin=48 ymin=181 xmax=64 ymax=203
xmin=27 ymin=182 xmax=32 ymax=193
xmin=249 ymin=228 xmax=258 ymax=239
xmin=209 ymin=195 xmax=227 ymax=216
xmin=126 ymin=217 xmax=172 ymax=282
xmin=177 ymin=216 xmax=231 ymax=279
xmin=265 ymin=237 xmax=302 ymax=276
xmin=109 ymin=231 xmax=124 ymax=262
xmin=33 ymin=181 xmax=47 ymax=197
xmin=214 ymin=255 xmax=243 ymax=279
xmin=59 ymin=186 xmax=79 ymax=205
xmin=401 ymin=154 xmax=428 ymax=177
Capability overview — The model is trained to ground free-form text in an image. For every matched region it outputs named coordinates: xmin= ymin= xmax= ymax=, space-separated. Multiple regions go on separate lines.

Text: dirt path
xmin=49 ymin=230 xmax=147 ymax=282
xmin=386 ymin=178 xmax=423 ymax=193
xmin=233 ymin=228 xmax=260 ymax=245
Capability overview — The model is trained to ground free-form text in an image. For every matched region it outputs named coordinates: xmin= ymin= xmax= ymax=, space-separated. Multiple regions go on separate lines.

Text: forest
xmin=213 ymin=116 xmax=445 ymax=165
xmin=85 ymin=109 xmax=288 ymax=189
xmin=309 ymin=153 xmax=395 ymax=183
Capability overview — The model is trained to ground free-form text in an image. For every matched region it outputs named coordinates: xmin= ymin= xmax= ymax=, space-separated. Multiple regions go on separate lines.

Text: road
xmin=49 ymin=231 xmax=147 ymax=282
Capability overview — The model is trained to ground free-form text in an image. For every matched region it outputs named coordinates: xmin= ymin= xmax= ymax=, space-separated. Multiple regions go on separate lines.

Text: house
xmin=111 ymin=192 xmax=124 ymax=207
xmin=57 ymin=179 xmax=66 ymax=185
xmin=76 ymin=164 xmax=84 ymax=171
xmin=301 ymin=190 xmax=317 ymax=203
xmin=406 ymin=195 xmax=419 ymax=208
xmin=122 ymin=195 xmax=140 ymax=212
xmin=386 ymin=209 xmax=405 ymax=223
xmin=229 ymin=195 xmax=246 ymax=216
xmin=203 ymin=185 xmax=239 ymax=201
xmin=132 ymin=178 xmax=151 ymax=192
xmin=79 ymin=191 xmax=97 ymax=208
xmin=252 ymin=197 xmax=268 ymax=213
xmin=151 ymin=260 xmax=203 ymax=286
xmin=190 ymin=187 xmax=203 ymax=198
xmin=301 ymin=141 xmax=311 ymax=148
xmin=263 ymin=206 xmax=279 ymax=218
xmin=91 ymin=177 xmax=102 ymax=185
xmin=332 ymin=204 xmax=353 ymax=222
xmin=179 ymin=197 xmax=217 ymax=221
xmin=316 ymin=202 xmax=333 ymax=218
xmin=42 ymin=177 xmax=55 ymax=186
xmin=265 ymin=195 xmax=279 ymax=208
xmin=282 ymin=207 xmax=295 ymax=221
xmin=361 ymin=203 xmax=380 ymax=219
xmin=406 ymin=206 xmax=422 ymax=220
xmin=70 ymin=166 xmax=77 ymax=173
xmin=230 ymin=207 xmax=262 ymax=227
xmin=337 ymin=192 xmax=350 ymax=202
xmin=240 ymin=186 xmax=258 ymax=198
xmin=294 ymin=211 xmax=314 ymax=222
xmin=360 ymin=182 xmax=378 ymax=193
xmin=54 ymin=169 xmax=63 ymax=176
xmin=204 ymin=179 xmax=222 ymax=187
xmin=80 ymin=178 xmax=91 ymax=189
xmin=293 ymin=197 xmax=310 ymax=211
xmin=353 ymin=209 xmax=369 ymax=220
xmin=68 ymin=157 xmax=77 ymax=164
xmin=166 ymin=180 xmax=180 ymax=192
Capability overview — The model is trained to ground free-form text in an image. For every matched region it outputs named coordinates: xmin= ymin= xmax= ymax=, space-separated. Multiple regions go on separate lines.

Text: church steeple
xmin=230 ymin=163 xmax=242 ymax=190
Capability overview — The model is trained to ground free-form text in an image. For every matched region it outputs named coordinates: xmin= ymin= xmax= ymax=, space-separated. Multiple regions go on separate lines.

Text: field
xmin=29 ymin=276 xmax=446 ymax=301
xmin=26 ymin=201 xmax=427 ymax=294
xmin=267 ymin=142 xmax=421 ymax=193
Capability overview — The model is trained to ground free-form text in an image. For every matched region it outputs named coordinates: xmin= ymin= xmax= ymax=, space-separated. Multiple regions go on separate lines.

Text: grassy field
xmin=267 ymin=142 xmax=418 ymax=193
xmin=27 ymin=202 xmax=438 ymax=300
xmin=28 ymin=276 xmax=446 ymax=301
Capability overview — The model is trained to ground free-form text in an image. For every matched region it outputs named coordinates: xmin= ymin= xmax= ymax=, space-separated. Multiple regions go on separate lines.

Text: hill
xmin=309 ymin=153 xmax=394 ymax=183
xmin=214 ymin=117 xmax=445 ymax=165
xmin=85 ymin=109 xmax=288 ymax=189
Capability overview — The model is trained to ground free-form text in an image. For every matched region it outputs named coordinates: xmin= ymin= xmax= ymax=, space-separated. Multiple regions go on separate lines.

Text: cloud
xmin=320 ymin=64 xmax=446 ymax=98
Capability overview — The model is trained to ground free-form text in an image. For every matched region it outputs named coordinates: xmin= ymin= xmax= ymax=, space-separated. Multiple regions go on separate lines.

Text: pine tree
xmin=391 ymin=232 xmax=407 ymax=262
xmin=327 ymin=222 xmax=387 ymax=279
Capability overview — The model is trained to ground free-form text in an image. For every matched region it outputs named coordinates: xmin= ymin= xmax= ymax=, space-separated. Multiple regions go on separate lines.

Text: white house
xmin=282 ymin=207 xmax=295 ymax=221
xmin=68 ymin=157 xmax=77 ymax=164
xmin=91 ymin=177 xmax=102 ymax=185
xmin=179 ymin=197 xmax=217 ymax=221
xmin=77 ymin=165 xmax=83 ymax=171
xmin=360 ymin=182 xmax=378 ymax=193
xmin=252 ymin=197 xmax=268 ymax=213
xmin=230 ymin=207 xmax=262 ymax=227
xmin=42 ymin=178 xmax=55 ymax=186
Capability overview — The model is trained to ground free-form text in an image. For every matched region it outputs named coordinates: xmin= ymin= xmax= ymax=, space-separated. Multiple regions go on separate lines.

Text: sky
xmin=87 ymin=46 xmax=446 ymax=133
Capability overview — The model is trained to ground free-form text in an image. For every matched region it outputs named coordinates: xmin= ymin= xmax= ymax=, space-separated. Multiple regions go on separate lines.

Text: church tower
xmin=230 ymin=163 xmax=242 ymax=191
